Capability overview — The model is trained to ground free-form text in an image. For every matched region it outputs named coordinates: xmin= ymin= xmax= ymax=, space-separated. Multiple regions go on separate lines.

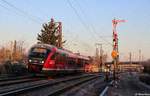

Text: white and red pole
xmin=112 ymin=18 xmax=125 ymax=80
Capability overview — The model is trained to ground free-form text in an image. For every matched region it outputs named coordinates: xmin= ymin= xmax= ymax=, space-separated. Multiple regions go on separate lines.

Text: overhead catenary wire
xmin=66 ymin=0 xmax=98 ymax=41
xmin=63 ymin=27 xmax=92 ymax=54
xmin=66 ymin=0 xmax=111 ymax=55
xmin=0 ymin=0 xmax=43 ymax=24
xmin=73 ymin=0 xmax=112 ymax=46
xmin=0 ymin=2 xmax=31 ymax=21
xmin=0 ymin=2 xmax=10 ymax=11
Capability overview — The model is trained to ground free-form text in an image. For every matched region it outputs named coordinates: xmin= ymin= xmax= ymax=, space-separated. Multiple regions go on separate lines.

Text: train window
xmin=32 ymin=47 xmax=47 ymax=53
xmin=55 ymin=54 xmax=61 ymax=64
xmin=29 ymin=47 xmax=51 ymax=58
xmin=55 ymin=53 xmax=67 ymax=65
xmin=68 ymin=58 xmax=76 ymax=65
xmin=51 ymin=53 xmax=58 ymax=60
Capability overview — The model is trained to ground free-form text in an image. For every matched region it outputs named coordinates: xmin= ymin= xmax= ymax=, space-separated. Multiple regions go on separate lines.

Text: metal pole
xmin=112 ymin=18 xmax=125 ymax=80
xmin=100 ymin=44 xmax=103 ymax=72
xmin=112 ymin=19 xmax=119 ymax=80
xmin=95 ymin=43 xmax=103 ymax=72
xmin=112 ymin=19 xmax=117 ymax=80
xmin=129 ymin=52 xmax=132 ymax=72
xmin=139 ymin=49 xmax=141 ymax=65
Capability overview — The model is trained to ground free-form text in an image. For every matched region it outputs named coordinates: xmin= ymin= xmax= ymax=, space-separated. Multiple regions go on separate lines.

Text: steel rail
xmin=0 ymin=74 xmax=96 ymax=96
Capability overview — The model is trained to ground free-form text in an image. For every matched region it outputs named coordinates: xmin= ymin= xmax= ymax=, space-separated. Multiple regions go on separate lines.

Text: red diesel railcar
xmin=27 ymin=44 xmax=90 ymax=75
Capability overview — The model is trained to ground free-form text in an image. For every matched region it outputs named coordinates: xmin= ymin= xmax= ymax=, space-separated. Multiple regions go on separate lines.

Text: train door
xmin=55 ymin=53 xmax=66 ymax=70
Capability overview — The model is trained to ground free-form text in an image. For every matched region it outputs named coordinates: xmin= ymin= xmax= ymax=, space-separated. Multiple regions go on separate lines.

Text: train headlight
xmin=41 ymin=61 xmax=44 ymax=63
xmin=29 ymin=59 xmax=32 ymax=62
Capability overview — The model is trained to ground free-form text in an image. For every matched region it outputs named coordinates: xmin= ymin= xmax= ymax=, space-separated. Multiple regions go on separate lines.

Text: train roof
xmin=77 ymin=55 xmax=89 ymax=60
xmin=30 ymin=43 xmax=89 ymax=60
xmin=57 ymin=48 xmax=77 ymax=58
xmin=31 ymin=43 xmax=56 ymax=50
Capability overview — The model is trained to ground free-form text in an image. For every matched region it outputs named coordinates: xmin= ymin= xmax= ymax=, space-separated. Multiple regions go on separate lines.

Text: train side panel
xmin=27 ymin=44 xmax=90 ymax=75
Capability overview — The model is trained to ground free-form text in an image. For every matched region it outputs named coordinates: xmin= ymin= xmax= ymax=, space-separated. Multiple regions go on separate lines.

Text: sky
xmin=0 ymin=0 xmax=150 ymax=61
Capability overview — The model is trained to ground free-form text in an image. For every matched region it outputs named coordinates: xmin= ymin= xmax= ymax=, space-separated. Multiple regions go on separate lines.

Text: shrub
xmin=0 ymin=61 xmax=28 ymax=76
xmin=11 ymin=63 xmax=28 ymax=75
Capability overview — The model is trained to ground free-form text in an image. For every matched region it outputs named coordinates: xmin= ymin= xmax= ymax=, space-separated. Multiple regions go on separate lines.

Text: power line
xmin=63 ymin=26 xmax=92 ymax=54
xmin=66 ymin=0 xmax=98 ymax=41
xmin=0 ymin=2 xmax=29 ymax=19
xmin=66 ymin=0 xmax=112 ymax=55
xmin=73 ymin=0 xmax=99 ymax=40
xmin=0 ymin=2 xmax=10 ymax=11
xmin=0 ymin=0 xmax=43 ymax=24
xmin=74 ymin=0 xmax=112 ymax=46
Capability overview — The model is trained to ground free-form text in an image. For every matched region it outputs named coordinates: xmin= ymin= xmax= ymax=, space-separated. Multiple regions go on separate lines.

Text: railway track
xmin=0 ymin=74 xmax=101 ymax=96
xmin=0 ymin=74 xmax=44 ymax=87
xmin=0 ymin=75 xmax=34 ymax=82
xmin=47 ymin=75 xmax=98 ymax=96
xmin=0 ymin=78 xmax=42 ymax=86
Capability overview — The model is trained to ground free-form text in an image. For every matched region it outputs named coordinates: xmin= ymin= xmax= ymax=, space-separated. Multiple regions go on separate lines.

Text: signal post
xmin=112 ymin=18 xmax=125 ymax=80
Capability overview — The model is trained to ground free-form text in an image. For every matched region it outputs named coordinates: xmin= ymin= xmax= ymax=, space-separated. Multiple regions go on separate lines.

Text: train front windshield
xmin=28 ymin=47 xmax=50 ymax=60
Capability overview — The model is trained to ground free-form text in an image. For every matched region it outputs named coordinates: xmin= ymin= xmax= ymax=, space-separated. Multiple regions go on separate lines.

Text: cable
xmin=0 ymin=0 xmax=43 ymax=24
xmin=63 ymin=27 xmax=92 ymax=54
xmin=66 ymin=0 xmax=98 ymax=41
xmin=67 ymin=0 xmax=108 ymax=54
xmin=0 ymin=2 xmax=9 ymax=11
xmin=74 ymin=0 xmax=112 ymax=46
xmin=0 ymin=2 xmax=29 ymax=20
